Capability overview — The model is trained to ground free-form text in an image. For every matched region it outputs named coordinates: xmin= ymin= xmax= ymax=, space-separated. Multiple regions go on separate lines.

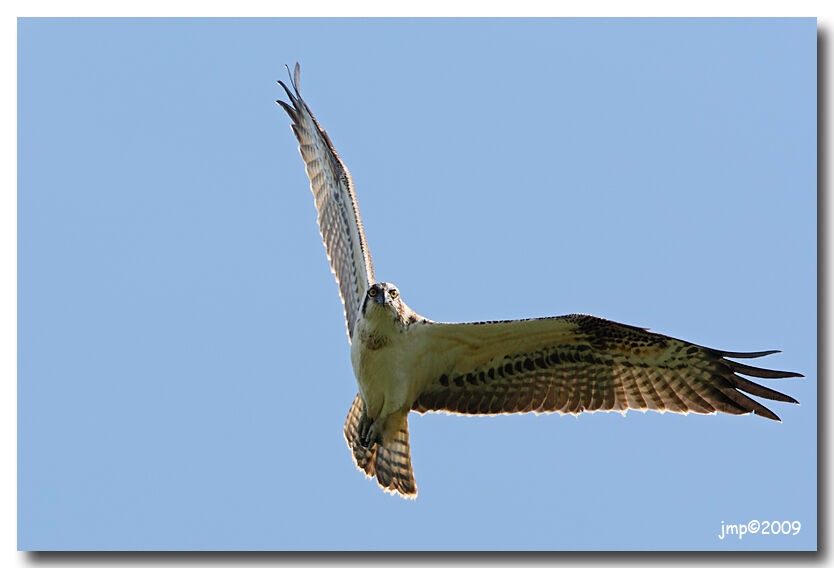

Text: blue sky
xmin=18 ymin=18 xmax=816 ymax=551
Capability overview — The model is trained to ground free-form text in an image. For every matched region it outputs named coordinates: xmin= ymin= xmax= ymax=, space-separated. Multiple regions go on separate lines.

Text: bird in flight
xmin=276 ymin=63 xmax=802 ymax=499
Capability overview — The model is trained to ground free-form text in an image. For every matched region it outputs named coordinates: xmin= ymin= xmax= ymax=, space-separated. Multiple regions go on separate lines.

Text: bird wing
xmin=277 ymin=63 xmax=375 ymax=341
xmin=411 ymin=314 xmax=801 ymax=421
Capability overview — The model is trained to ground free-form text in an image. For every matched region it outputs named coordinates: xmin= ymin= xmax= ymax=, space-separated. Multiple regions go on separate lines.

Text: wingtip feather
xmin=727 ymin=360 xmax=804 ymax=379
xmin=293 ymin=61 xmax=301 ymax=92
xmin=721 ymin=349 xmax=782 ymax=359
xmin=276 ymin=99 xmax=298 ymax=121
xmin=276 ymin=80 xmax=297 ymax=105
xmin=757 ymin=409 xmax=782 ymax=422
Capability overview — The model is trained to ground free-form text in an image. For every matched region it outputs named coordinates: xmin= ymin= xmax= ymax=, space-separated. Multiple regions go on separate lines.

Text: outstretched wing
xmin=277 ymin=63 xmax=375 ymax=340
xmin=412 ymin=314 xmax=801 ymax=421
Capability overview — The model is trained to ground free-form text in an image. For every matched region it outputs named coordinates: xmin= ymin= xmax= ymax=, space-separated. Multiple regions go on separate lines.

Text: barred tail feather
xmin=343 ymin=395 xmax=417 ymax=499
xmin=374 ymin=417 xmax=417 ymax=499
xmin=343 ymin=393 xmax=376 ymax=475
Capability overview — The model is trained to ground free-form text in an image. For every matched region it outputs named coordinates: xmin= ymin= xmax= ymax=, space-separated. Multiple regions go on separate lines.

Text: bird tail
xmin=343 ymin=394 xmax=417 ymax=499
xmin=344 ymin=393 xmax=377 ymax=475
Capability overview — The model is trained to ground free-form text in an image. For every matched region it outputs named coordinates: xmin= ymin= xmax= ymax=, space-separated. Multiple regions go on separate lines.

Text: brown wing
xmin=412 ymin=314 xmax=801 ymax=421
xmin=277 ymin=63 xmax=375 ymax=341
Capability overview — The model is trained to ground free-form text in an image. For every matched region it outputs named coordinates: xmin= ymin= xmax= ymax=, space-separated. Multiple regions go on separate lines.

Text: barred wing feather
xmin=277 ymin=64 xmax=375 ymax=340
xmin=413 ymin=314 xmax=801 ymax=420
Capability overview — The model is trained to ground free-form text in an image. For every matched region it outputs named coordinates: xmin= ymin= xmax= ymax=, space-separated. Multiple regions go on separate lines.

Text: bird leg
xmin=357 ymin=411 xmax=376 ymax=448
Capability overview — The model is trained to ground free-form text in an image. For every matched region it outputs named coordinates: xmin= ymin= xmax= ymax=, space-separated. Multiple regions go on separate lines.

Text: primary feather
xmin=412 ymin=314 xmax=800 ymax=421
xmin=277 ymin=63 xmax=375 ymax=341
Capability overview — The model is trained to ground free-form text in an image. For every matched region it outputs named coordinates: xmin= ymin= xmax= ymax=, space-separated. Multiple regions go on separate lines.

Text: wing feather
xmin=277 ymin=63 xmax=375 ymax=340
xmin=412 ymin=314 xmax=801 ymax=421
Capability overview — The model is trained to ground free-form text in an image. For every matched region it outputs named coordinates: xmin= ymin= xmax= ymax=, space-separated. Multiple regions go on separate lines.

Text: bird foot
xmin=357 ymin=413 xmax=374 ymax=447
xmin=357 ymin=413 xmax=381 ymax=448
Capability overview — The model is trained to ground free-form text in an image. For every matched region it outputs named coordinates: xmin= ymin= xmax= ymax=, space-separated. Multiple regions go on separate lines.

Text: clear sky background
xmin=18 ymin=18 xmax=816 ymax=551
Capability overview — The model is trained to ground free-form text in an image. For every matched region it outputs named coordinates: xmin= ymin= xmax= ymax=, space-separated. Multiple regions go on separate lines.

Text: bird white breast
xmin=350 ymin=307 xmax=419 ymax=421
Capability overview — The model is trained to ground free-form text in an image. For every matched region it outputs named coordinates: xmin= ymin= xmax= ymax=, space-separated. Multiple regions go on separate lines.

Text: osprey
xmin=276 ymin=63 xmax=801 ymax=499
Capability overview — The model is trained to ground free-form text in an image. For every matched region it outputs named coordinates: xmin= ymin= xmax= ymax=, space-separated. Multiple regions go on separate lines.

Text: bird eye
xmin=368 ymin=288 xmax=378 ymax=297
xmin=390 ymin=290 xmax=399 ymax=299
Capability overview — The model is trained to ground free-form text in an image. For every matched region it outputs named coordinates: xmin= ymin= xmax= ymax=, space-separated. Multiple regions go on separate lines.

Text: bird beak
xmin=374 ymin=293 xmax=386 ymax=305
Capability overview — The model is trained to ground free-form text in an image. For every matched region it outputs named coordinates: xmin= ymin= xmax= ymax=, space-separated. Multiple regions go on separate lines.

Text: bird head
xmin=362 ymin=282 xmax=424 ymax=327
xmin=363 ymin=281 xmax=412 ymax=322
xmin=364 ymin=282 xmax=401 ymax=310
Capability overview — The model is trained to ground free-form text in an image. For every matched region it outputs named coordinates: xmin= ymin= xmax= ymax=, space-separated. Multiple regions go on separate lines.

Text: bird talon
xmin=357 ymin=413 xmax=374 ymax=448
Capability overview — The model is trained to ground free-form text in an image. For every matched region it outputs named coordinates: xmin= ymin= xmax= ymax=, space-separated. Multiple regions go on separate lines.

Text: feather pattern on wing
xmin=412 ymin=314 xmax=801 ymax=421
xmin=277 ymin=64 xmax=375 ymax=340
